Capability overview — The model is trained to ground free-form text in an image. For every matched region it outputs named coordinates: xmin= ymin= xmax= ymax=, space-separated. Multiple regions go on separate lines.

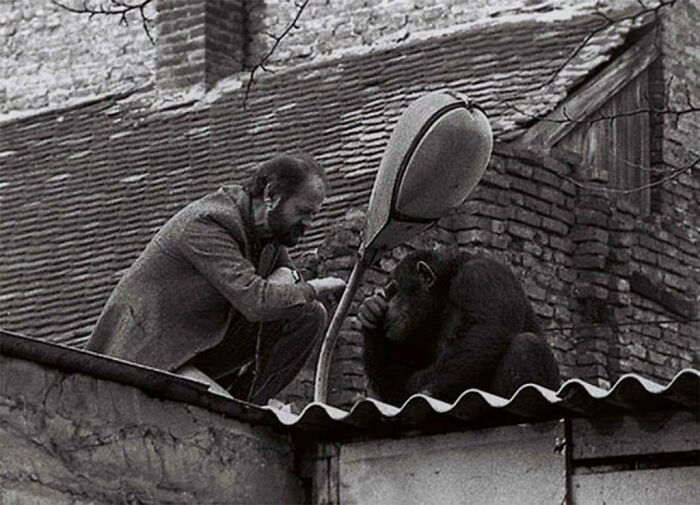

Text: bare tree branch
xmin=504 ymin=100 xmax=699 ymax=128
xmin=542 ymin=317 xmax=700 ymax=333
xmin=53 ymin=0 xmax=311 ymax=105
xmin=501 ymin=78 xmax=699 ymax=195
xmin=544 ymin=0 xmax=678 ymax=86
xmin=52 ymin=0 xmax=155 ymax=44
xmin=242 ymin=0 xmax=311 ymax=107
xmin=496 ymin=1 xmax=698 ymax=197
xmin=561 ymin=159 xmax=697 ymax=195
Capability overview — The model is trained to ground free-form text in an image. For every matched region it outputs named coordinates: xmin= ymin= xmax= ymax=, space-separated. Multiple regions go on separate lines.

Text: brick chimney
xmin=155 ymin=0 xmax=247 ymax=93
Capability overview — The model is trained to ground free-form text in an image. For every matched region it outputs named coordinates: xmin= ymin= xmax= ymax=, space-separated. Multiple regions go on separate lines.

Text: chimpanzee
xmin=358 ymin=249 xmax=560 ymax=405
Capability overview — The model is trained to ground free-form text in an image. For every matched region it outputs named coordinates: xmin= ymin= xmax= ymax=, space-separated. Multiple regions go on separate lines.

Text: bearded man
xmin=86 ymin=153 xmax=345 ymax=404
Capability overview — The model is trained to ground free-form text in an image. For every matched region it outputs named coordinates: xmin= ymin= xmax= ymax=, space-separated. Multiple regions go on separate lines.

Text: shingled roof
xmin=1 ymin=11 xmax=640 ymax=347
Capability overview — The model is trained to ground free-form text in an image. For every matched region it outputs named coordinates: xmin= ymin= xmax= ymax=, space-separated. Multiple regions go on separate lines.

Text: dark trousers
xmin=191 ymin=301 xmax=327 ymax=404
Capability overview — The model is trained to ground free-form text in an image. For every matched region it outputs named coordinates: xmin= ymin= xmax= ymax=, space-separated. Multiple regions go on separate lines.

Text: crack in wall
xmin=0 ymin=355 xmax=302 ymax=504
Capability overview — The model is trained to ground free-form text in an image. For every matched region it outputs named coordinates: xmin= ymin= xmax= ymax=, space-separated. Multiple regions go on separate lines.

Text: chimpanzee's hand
xmin=407 ymin=369 xmax=434 ymax=398
xmin=355 ymin=290 xmax=389 ymax=332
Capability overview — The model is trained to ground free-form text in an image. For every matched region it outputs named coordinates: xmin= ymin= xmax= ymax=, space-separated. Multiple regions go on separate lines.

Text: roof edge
xmin=200 ymin=7 xmax=627 ymax=111
xmin=493 ymin=142 xmax=582 ymax=173
xmin=517 ymin=25 xmax=660 ymax=147
xmin=0 ymin=85 xmax=152 ymax=128
xmin=0 ymin=329 xmax=285 ymax=429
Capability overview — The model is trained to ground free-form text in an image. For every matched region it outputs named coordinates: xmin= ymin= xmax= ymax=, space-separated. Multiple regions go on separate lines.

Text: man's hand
xmin=307 ymin=277 xmax=346 ymax=298
xmin=355 ymin=290 xmax=388 ymax=332
xmin=269 ymin=268 xmax=345 ymax=299
xmin=267 ymin=267 xmax=298 ymax=285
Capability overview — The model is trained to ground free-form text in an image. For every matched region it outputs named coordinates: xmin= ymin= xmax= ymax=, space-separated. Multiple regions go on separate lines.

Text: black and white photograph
xmin=1 ymin=0 xmax=698 ymax=503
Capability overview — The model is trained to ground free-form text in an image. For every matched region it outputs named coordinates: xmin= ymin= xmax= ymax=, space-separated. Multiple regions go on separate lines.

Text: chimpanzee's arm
xmin=406 ymin=323 xmax=512 ymax=402
xmin=363 ymin=327 xmax=422 ymax=406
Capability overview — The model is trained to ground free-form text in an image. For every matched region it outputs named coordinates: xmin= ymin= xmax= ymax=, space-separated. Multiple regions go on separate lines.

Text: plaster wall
xmin=0 ymin=354 xmax=303 ymax=504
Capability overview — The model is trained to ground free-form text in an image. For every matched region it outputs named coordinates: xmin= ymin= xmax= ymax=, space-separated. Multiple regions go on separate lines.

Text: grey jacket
xmin=86 ymin=185 xmax=316 ymax=371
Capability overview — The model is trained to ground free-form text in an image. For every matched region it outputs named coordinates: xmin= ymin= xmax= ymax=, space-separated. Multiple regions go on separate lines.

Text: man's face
xmin=268 ymin=176 xmax=325 ymax=246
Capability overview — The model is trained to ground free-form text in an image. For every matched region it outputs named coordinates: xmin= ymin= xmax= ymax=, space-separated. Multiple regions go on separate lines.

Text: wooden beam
xmin=519 ymin=28 xmax=660 ymax=148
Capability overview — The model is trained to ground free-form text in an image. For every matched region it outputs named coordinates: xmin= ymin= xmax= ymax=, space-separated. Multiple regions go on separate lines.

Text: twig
xmin=242 ymin=0 xmax=311 ymax=107
xmin=542 ymin=317 xmax=699 ymax=333
xmin=53 ymin=0 xmax=311 ymax=103
xmin=501 ymin=75 xmax=699 ymax=195
xmin=52 ymin=0 xmax=155 ymax=44
xmin=561 ymin=159 xmax=698 ymax=195
xmin=505 ymin=101 xmax=699 ymax=128
xmin=543 ymin=0 xmax=677 ymax=87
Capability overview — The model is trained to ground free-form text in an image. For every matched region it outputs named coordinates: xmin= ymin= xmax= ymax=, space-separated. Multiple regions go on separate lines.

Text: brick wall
xmin=156 ymin=0 xmax=247 ymax=94
xmin=281 ymin=142 xmax=698 ymax=410
xmin=621 ymin=0 xmax=700 ymax=383
xmin=1 ymin=0 xmax=250 ymax=114
xmin=572 ymin=188 xmax=699 ymax=386
xmin=0 ymin=0 xmax=155 ymax=115
xmin=282 ymin=148 xmax=582 ymax=409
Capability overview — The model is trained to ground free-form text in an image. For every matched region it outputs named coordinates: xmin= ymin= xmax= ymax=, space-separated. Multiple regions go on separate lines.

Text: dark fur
xmin=363 ymin=249 xmax=560 ymax=405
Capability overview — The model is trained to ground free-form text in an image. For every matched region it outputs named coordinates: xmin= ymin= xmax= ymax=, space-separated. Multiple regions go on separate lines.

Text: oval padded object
xmin=363 ymin=90 xmax=493 ymax=251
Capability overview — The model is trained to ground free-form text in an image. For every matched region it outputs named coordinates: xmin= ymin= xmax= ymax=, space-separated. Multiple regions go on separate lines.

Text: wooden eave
xmin=518 ymin=27 xmax=660 ymax=148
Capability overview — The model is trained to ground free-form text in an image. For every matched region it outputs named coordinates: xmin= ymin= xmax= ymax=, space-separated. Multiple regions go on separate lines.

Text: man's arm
xmin=276 ymin=247 xmax=296 ymax=270
xmin=178 ymin=213 xmax=317 ymax=322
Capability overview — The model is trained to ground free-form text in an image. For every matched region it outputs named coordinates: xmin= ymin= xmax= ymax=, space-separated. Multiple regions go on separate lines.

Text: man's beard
xmin=268 ymin=206 xmax=305 ymax=246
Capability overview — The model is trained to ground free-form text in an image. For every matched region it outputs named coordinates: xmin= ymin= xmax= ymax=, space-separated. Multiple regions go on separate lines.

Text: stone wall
xmin=0 ymin=353 xmax=303 ymax=504
xmin=2 ymin=0 xmax=605 ymax=115
xmin=0 ymin=0 xmax=155 ymax=115
xmin=249 ymin=0 xmax=598 ymax=64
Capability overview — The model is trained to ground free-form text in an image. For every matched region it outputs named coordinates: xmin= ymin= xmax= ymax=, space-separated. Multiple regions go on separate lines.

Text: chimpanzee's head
xmin=384 ymin=249 xmax=454 ymax=342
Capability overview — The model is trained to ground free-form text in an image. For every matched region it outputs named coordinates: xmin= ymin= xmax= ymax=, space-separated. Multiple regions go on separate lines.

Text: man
xmin=86 ymin=153 xmax=345 ymax=404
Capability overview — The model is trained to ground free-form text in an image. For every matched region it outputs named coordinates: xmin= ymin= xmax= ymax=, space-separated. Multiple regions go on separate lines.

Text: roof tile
xmin=1 ymin=12 xmax=638 ymax=345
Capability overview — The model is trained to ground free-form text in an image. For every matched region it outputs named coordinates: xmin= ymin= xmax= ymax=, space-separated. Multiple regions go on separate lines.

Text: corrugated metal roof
xmin=2 ymin=330 xmax=697 ymax=439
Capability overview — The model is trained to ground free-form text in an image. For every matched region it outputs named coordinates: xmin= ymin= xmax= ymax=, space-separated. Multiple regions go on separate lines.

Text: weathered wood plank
xmin=339 ymin=421 xmax=566 ymax=505
xmin=572 ymin=467 xmax=700 ymax=505
xmin=572 ymin=411 xmax=700 ymax=460
xmin=637 ymin=70 xmax=651 ymax=214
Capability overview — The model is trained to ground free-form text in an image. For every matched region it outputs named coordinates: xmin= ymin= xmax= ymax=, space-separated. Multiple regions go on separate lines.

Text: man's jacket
xmin=85 ymin=185 xmax=316 ymax=372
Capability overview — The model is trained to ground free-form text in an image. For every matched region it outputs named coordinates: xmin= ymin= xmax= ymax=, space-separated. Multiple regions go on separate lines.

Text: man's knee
xmin=285 ymin=300 xmax=328 ymax=339
xmin=304 ymin=301 xmax=328 ymax=336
